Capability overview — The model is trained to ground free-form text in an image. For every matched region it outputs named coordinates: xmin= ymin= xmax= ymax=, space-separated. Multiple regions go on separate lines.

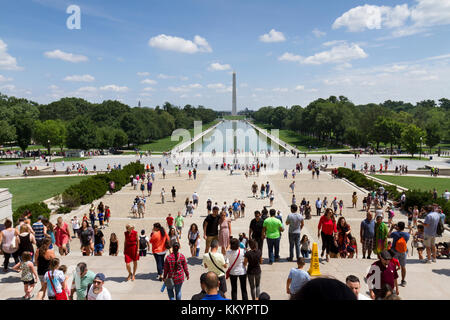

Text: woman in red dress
xmin=124 ymin=224 xmax=139 ymax=281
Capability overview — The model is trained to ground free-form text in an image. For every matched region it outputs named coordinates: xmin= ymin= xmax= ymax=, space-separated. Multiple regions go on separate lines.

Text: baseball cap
xmin=94 ymin=273 xmax=106 ymax=282
xmin=380 ymin=251 xmax=392 ymax=260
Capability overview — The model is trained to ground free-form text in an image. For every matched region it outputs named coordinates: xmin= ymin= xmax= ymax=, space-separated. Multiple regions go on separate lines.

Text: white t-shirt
xmin=192 ymin=193 xmax=199 ymax=200
xmin=444 ymin=191 xmax=450 ymax=200
xmin=87 ymin=286 xmax=112 ymax=300
xmin=44 ymin=270 xmax=65 ymax=297
xmin=72 ymin=219 xmax=80 ymax=230
xmin=226 ymin=248 xmax=246 ymax=276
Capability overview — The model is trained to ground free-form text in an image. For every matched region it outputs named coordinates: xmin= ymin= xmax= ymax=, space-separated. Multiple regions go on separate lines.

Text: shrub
xmin=13 ymin=202 xmax=51 ymax=224
xmin=56 ymin=206 xmax=72 ymax=214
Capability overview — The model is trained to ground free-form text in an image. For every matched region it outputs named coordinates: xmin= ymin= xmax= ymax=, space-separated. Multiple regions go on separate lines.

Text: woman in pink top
xmin=218 ymin=210 xmax=232 ymax=255
xmin=54 ymin=217 xmax=71 ymax=256
xmin=317 ymin=208 xmax=337 ymax=262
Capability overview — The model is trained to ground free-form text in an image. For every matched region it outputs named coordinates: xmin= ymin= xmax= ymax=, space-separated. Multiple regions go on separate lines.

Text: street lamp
xmin=420 ymin=137 xmax=422 ymax=160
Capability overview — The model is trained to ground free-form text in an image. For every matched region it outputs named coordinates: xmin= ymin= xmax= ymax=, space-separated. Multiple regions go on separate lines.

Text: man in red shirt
xmin=166 ymin=213 xmax=174 ymax=229
xmin=366 ymin=250 xmax=399 ymax=299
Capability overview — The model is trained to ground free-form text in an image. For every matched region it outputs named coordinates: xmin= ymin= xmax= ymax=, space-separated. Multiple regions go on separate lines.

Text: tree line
xmin=0 ymin=94 xmax=218 ymax=153
xmin=251 ymin=96 xmax=450 ymax=155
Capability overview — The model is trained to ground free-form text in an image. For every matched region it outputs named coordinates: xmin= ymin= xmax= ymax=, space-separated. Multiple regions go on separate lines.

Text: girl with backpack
xmin=139 ymin=230 xmax=149 ymax=256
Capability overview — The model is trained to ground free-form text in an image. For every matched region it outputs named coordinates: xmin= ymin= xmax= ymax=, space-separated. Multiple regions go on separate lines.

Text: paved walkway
xmin=0 ymin=169 xmax=449 ymax=300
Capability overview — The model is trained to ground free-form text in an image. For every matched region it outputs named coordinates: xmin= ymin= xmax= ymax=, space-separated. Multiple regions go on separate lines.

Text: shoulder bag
xmin=226 ymin=249 xmax=240 ymax=279
xmin=47 ymin=271 xmax=67 ymax=300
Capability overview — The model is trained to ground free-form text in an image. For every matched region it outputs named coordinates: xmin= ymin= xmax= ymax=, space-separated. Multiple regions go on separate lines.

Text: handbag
xmin=164 ymin=277 xmax=174 ymax=287
xmin=47 ymin=271 xmax=68 ymax=300
xmin=226 ymin=249 xmax=240 ymax=280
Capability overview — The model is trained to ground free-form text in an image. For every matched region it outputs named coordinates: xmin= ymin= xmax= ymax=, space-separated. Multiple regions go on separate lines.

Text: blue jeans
xmin=301 ymin=249 xmax=309 ymax=258
xmin=266 ymin=237 xmax=280 ymax=263
xmin=167 ymin=283 xmax=183 ymax=300
xmin=288 ymin=233 xmax=301 ymax=260
xmin=154 ymin=253 xmax=166 ymax=276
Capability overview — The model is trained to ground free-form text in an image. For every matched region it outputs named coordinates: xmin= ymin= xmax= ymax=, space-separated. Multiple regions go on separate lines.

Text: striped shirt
xmin=32 ymin=221 xmax=45 ymax=241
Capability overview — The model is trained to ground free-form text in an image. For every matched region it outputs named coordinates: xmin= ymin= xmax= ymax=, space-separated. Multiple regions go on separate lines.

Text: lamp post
xmin=420 ymin=137 xmax=422 ymax=160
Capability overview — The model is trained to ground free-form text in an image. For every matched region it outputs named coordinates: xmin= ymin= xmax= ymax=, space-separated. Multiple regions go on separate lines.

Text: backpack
xmin=395 ymin=237 xmax=407 ymax=253
xmin=436 ymin=220 xmax=444 ymax=237
xmin=139 ymin=236 xmax=147 ymax=250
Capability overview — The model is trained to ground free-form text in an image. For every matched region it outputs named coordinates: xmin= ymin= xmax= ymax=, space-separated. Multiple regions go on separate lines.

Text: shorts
xmin=193 ymin=199 xmax=198 ymax=205
xmin=205 ymin=235 xmax=219 ymax=248
xmin=139 ymin=249 xmax=147 ymax=257
xmin=423 ymin=235 xmax=436 ymax=248
xmin=218 ymin=275 xmax=227 ymax=293
xmin=362 ymin=238 xmax=374 ymax=252
xmin=176 ymin=226 xmax=182 ymax=233
xmin=189 ymin=239 xmax=196 ymax=246
xmin=94 ymin=244 xmax=104 ymax=253
xmin=23 ymin=279 xmax=35 ymax=285
xmin=393 ymin=250 xmax=407 ymax=267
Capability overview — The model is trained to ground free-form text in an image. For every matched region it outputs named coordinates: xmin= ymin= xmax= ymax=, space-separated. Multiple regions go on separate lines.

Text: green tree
xmin=425 ymin=123 xmax=441 ymax=153
xmin=34 ymin=120 xmax=66 ymax=154
xmin=14 ymin=115 xmax=35 ymax=152
xmin=66 ymin=116 xmax=97 ymax=150
xmin=0 ymin=120 xmax=16 ymax=146
xmin=401 ymin=124 xmax=425 ymax=157
xmin=112 ymin=129 xmax=128 ymax=149
xmin=95 ymin=127 xmax=114 ymax=150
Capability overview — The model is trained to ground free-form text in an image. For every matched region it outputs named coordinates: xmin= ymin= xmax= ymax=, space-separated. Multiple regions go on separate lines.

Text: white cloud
xmin=99 ymin=85 xmax=128 ymax=92
xmin=168 ymin=84 xmax=202 ymax=92
xmin=148 ymin=34 xmax=212 ymax=53
xmin=142 ymin=87 xmax=155 ymax=92
xmin=294 ymin=85 xmax=305 ymax=91
xmin=254 ymin=88 xmax=264 ymax=92
xmin=189 ymin=83 xmax=202 ymax=89
xmin=0 ymin=84 xmax=16 ymax=91
xmin=48 ymin=85 xmax=59 ymax=90
xmin=208 ymin=62 xmax=231 ymax=71
xmin=141 ymin=78 xmax=157 ymax=85
xmin=312 ymin=28 xmax=326 ymax=38
xmin=194 ymin=94 xmax=202 ymax=98
xmin=77 ymin=86 xmax=98 ymax=93
xmin=240 ymin=83 xmax=248 ymax=88
xmin=0 ymin=74 xmax=12 ymax=82
xmin=273 ymin=87 xmax=289 ymax=92
xmin=207 ymin=83 xmax=225 ymax=89
xmin=158 ymin=73 xmax=173 ymax=79
xmin=63 ymin=74 xmax=95 ymax=82
xmin=279 ymin=42 xmax=368 ymax=65
xmin=180 ymin=76 xmax=189 ymax=81
xmin=44 ymin=49 xmax=88 ymax=63
xmin=259 ymin=29 xmax=286 ymax=43
xmin=323 ymin=40 xmax=347 ymax=47
xmin=411 ymin=0 xmax=450 ymax=28
xmin=0 ymin=39 xmax=22 ymax=70
xmin=137 ymin=72 xmax=150 ymax=76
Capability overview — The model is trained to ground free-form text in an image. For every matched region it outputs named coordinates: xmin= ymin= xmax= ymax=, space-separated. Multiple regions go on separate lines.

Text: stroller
xmin=436 ymin=242 xmax=450 ymax=259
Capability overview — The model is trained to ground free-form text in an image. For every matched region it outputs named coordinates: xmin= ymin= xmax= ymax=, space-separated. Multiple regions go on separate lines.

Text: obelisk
xmin=232 ymin=71 xmax=237 ymax=116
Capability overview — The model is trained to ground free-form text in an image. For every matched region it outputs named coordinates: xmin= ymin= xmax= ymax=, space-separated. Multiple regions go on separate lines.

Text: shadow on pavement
xmin=187 ymin=257 xmax=202 ymax=266
xmin=432 ymin=269 xmax=450 ymax=277
xmin=0 ymin=275 xmax=21 ymax=284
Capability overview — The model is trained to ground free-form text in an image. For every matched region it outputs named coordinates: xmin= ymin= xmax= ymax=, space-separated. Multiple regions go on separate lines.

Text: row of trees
xmin=0 ymin=94 xmax=218 ymax=152
xmin=251 ymin=96 xmax=450 ymax=155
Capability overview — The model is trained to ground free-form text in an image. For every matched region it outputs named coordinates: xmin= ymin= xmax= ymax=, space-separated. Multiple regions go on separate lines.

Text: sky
xmin=0 ymin=0 xmax=450 ymax=111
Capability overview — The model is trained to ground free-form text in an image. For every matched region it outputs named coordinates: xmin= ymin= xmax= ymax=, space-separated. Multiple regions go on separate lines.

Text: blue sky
xmin=1 ymin=0 xmax=450 ymax=111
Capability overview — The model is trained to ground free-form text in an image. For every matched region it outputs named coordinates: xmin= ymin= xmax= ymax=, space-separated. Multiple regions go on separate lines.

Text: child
xmin=338 ymin=200 xmax=344 ymax=216
xmin=109 ymin=233 xmax=119 ymax=256
xmin=58 ymin=265 xmax=71 ymax=298
xmin=239 ymin=233 xmax=248 ymax=249
xmin=12 ymin=252 xmax=38 ymax=300
xmin=300 ymin=235 xmax=311 ymax=258
xmin=347 ymin=237 xmax=358 ymax=259
xmin=139 ymin=230 xmax=149 ymax=256
xmin=98 ymin=210 xmax=104 ymax=229
xmin=412 ymin=205 xmax=419 ymax=229
xmin=71 ymin=216 xmax=80 ymax=238
xmin=105 ymin=206 xmax=111 ymax=226
xmin=352 ymin=192 xmax=358 ymax=208
xmin=413 ymin=225 xmax=425 ymax=260
xmin=131 ymin=200 xmax=138 ymax=217
xmin=82 ymin=213 xmax=88 ymax=222
xmin=387 ymin=205 xmax=395 ymax=225
xmin=291 ymin=194 xmax=296 ymax=205
xmin=362 ymin=197 xmax=367 ymax=211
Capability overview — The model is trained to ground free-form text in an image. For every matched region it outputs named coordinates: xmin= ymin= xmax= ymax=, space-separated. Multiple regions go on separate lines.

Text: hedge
xmin=337 ymin=167 xmax=449 ymax=223
xmin=62 ymin=161 xmax=144 ymax=208
xmin=13 ymin=202 xmax=51 ymax=224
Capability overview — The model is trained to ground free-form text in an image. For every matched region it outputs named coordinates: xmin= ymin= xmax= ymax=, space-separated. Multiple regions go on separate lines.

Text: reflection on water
xmin=183 ymin=120 xmax=275 ymax=153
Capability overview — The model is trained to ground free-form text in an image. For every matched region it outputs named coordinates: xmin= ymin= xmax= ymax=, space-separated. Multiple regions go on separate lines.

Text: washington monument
xmin=232 ymin=71 xmax=237 ymax=116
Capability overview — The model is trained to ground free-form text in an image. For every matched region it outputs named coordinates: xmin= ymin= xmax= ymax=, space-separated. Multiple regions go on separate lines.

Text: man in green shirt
xmin=263 ymin=209 xmax=284 ymax=264
xmin=70 ymin=262 xmax=96 ymax=300
xmin=175 ymin=211 xmax=185 ymax=236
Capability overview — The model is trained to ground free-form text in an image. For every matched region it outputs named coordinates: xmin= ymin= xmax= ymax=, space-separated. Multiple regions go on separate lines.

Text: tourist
xmin=201 ymin=272 xmax=228 ymax=300
xmin=206 ymin=198 xmax=212 ymax=214
xmin=249 ymin=210 xmax=264 ymax=254
xmin=332 ymin=197 xmax=338 ymax=213
xmin=186 ymin=200 xmax=194 ymax=217
xmin=300 ymin=235 xmax=311 ymax=258
xmin=93 ymin=225 xmax=105 ymax=256
xmin=202 ymin=239 xmax=228 ymax=296
xmin=150 ymin=223 xmax=169 ymax=281
xmin=260 ymin=183 xmax=265 ymax=199
xmin=269 ymin=190 xmax=274 ymax=207
xmin=352 ymin=192 xmax=358 ymax=208
xmin=161 ymin=188 xmax=165 ymax=204
xmin=244 ymin=239 xmax=262 ymax=300
xmin=203 ymin=206 xmax=220 ymax=253
xmin=315 ymin=197 xmax=322 ymax=216
xmin=89 ymin=208 xmax=96 ymax=228
xmin=291 ymin=194 xmax=296 ymax=205
xmin=171 ymin=186 xmax=176 ymax=202
xmin=337 ymin=217 xmax=352 ymax=258
xmin=147 ymin=179 xmax=153 ymax=196
xmin=87 ymin=273 xmax=111 ymax=300
xmin=322 ymin=196 xmax=328 ymax=209
xmin=137 ymin=197 xmax=145 ymax=218
xmin=168 ymin=227 xmax=180 ymax=251
xmin=35 ymin=238 xmax=54 ymax=300
xmin=163 ymin=242 xmax=189 ymax=300
xmin=345 ymin=275 xmax=371 ymax=300
xmin=419 ymin=205 xmax=440 ymax=263
xmin=42 ymin=218 xmax=55 ymax=250
xmin=412 ymin=225 xmax=425 ymax=260
xmin=388 ymin=221 xmax=409 ymax=286
xmin=317 ymin=208 xmax=337 ymax=262
xmin=262 ymin=209 xmax=284 ymax=264
xmin=286 ymin=258 xmax=310 ymax=298
xmin=54 ymin=217 xmax=71 ymax=256
xmin=289 ymin=181 xmax=295 ymax=193
xmin=366 ymin=250 xmax=399 ymax=299
xmin=374 ymin=214 xmax=389 ymax=257
xmin=219 ymin=210 xmax=231 ymax=255
xmin=166 ymin=213 xmax=174 ymax=229
xmin=44 ymin=258 xmax=67 ymax=300
xmin=226 ymin=238 xmax=248 ymax=300
xmin=286 ymin=204 xmax=304 ymax=262
xmin=232 ymin=199 xmax=240 ymax=220
xmin=193 ymin=191 xmax=199 ymax=208
xmin=1 ymin=219 xmax=19 ymax=271
xmin=12 ymin=251 xmax=38 ymax=299
xmin=71 ymin=216 xmax=80 ymax=238
xmin=104 ymin=206 xmax=111 ymax=226
xmin=79 ymin=220 xmax=94 ymax=256
xmin=240 ymin=201 xmax=246 ymax=218
xmin=304 ymin=201 xmax=312 ymax=219
xmin=109 ymin=233 xmax=118 ymax=256
xmin=188 ymin=223 xmax=200 ymax=257
xmin=338 ymin=199 xmax=344 ymax=215
xmin=124 ymin=224 xmax=139 ymax=281
xmin=251 ymin=182 xmax=258 ymax=197
xmin=174 ymin=211 xmax=184 ymax=237
xmin=70 ymin=262 xmax=96 ymax=300
xmin=32 ymin=215 xmax=46 ymax=248
xmin=387 ymin=204 xmax=395 ymax=225
xmin=191 ymin=272 xmax=225 ymax=300
xmin=17 ymin=224 xmax=36 ymax=261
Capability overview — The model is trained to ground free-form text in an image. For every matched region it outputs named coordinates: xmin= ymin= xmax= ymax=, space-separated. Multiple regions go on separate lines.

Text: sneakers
xmin=432 ymin=258 xmax=437 ymax=263
xmin=423 ymin=259 xmax=432 ymax=264
xmin=400 ymin=280 xmax=407 ymax=287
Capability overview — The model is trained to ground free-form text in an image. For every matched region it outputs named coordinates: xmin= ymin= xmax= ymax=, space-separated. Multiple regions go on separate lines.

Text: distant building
xmin=65 ymin=150 xmax=85 ymax=158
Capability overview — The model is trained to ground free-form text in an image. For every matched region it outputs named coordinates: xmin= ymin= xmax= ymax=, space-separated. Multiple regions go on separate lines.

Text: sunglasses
xmin=93 ymin=280 xmax=103 ymax=284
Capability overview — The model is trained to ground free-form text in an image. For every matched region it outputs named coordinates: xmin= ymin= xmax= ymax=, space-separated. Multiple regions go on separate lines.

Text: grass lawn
xmin=381 ymin=156 xmax=430 ymax=161
xmin=50 ymin=157 xmax=91 ymax=163
xmin=372 ymin=175 xmax=450 ymax=195
xmin=0 ymin=176 xmax=90 ymax=211
xmin=253 ymin=122 xmax=350 ymax=151
xmin=138 ymin=120 xmax=219 ymax=152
